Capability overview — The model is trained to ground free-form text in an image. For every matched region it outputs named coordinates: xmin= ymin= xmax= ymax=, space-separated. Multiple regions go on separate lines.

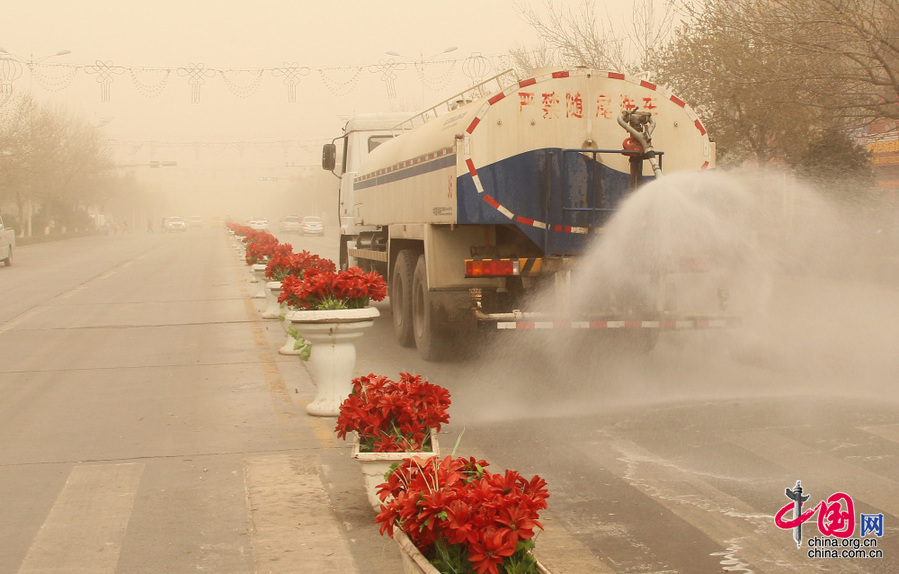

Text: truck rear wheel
xmin=391 ymin=250 xmax=416 ymax=347
xmin=412 ymin=254 xmax=450 ymax=361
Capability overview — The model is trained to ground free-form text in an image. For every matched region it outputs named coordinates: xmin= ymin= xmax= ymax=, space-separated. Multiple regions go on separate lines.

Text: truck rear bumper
xmin=488 ymin=317 xmax=740 ymax=330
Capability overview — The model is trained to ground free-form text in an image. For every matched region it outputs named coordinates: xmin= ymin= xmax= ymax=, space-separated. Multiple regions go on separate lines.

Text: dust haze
xmin=454 ymin=169 xmax=899 ymax=423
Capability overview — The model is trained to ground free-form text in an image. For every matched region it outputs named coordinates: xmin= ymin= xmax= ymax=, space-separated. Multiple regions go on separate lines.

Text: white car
xmin=166 ymin=216 xmax=186 ymax=232
xmin=0 ymin=214 xmax=14 ymax=266
xmin=279 ymin=215 xmax=301 ymax=233
xmin=301 ymin=216 xmax=323 ymax=236
xmin=248 ymin=218 xmax=269 ymax=231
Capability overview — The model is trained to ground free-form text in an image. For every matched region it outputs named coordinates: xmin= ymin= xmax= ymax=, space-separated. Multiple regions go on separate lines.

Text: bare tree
xmin=0 ymin=95 xmax=115 ymax=234
xmin=676 ymin=0 xmax=898 ymax=124
xmin=513 ymin=0 xmax=680 ymax=74
xmin=658 ymin=0 xmax=894 ymax=166
xmin=0 ymin=95 xmax=38 ymax=230
xmin=509 ymin=41 xmax=562 ymax=76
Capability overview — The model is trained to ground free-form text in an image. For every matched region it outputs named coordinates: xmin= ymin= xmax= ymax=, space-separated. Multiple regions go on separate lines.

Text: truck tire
xmin=391 ymin=250 xmax=416 ymax=347
xmin=411 ymin=254 xmax=450 ymax=361
xmin=2 ymin=247 xmax=11 ymax=266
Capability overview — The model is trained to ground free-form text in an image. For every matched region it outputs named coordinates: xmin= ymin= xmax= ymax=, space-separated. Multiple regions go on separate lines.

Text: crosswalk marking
xmin=18 ymin=463 xmax=144 ymax=574
xmin=732 ymin=430 xmax=898 ymax=519
xmin=861 ymin=423 xmax=899 ymax=444
xmin=606 ymin=438 xmax=806 ymax=572
xmin=244 ymin=454 xmax=358 ymax=573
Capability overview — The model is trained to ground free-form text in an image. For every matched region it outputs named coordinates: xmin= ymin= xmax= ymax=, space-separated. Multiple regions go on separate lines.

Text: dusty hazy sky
xmin=0 ymin=1 xmax=661 ymax=140
xmin=1 ymin=1 xmax=575 ymax=147
xmin=1 ymin=0 xmax=643 ymax=214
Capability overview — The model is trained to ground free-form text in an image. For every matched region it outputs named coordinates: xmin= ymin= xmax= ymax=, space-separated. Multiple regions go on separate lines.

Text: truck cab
xmin=322 ymin=112 xmax=410 ymax=268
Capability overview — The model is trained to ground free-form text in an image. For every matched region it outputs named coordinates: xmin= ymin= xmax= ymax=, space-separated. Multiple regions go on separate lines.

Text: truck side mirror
xmin=322 ymin=143 xmax=336 ymax=171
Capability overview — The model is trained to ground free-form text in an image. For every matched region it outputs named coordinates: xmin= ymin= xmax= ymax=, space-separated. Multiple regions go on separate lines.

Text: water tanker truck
xmin=322 ymin=67 xmax=734 ymax=360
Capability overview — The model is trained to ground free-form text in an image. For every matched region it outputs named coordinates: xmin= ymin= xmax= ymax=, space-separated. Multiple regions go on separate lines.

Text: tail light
xmin=465 ymin=259 xmax=519 ymax=277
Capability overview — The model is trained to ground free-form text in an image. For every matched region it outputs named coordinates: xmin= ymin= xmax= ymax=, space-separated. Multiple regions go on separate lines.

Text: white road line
xmin=861 ymin=423 xmax=899 ymax=444
xmin=17 ymin=462 xmax=144 ymax=574
xmin=606 ymin=438 xmax=801 ymax=572
xmin=0 ymin=308 xmax=42 ymax=334
xmin=244 ymin=454 xmax=358 ymax=574
xmin=732 ymin=430 xmax=899 ymax=519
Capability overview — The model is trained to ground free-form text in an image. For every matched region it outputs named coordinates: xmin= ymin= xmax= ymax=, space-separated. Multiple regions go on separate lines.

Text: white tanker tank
xmin=323 ymin=67 xmax=734 ymax=361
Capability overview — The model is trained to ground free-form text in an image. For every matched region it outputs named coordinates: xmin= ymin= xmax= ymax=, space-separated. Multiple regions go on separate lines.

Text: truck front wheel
xmin=2 ymin=247 xmax=11 ymax=266
xmin=391 ymin=250 xmax=416 ymax=347
xmin=411 ymin=255 xmax=450 ymax=361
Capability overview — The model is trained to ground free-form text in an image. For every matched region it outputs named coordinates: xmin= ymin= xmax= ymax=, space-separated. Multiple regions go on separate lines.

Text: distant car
xmin=166 ymin=216 xmax=186 ymax=232
xmin=0 ymin=214 xmax=14 ymax=266
xmin=210 ymin=216 xmax=223 ymax=228
xmin=189 ymin=216 xmax=204 ymax=229
xmin=248 ymin=218 xmax=269 ymax=231
xmin=301 ymin=216 xmax=323 ymax=236
xmin=280 ymin=215 xmax=301 ymax=234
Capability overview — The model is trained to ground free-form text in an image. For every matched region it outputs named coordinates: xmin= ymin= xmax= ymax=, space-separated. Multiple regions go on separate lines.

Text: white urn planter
xmin=286 ymin=307 xmax=379 ymax=416
xmin=279 ymin=320 xmax=305 ymax=355
xmin=260 ymin=281 xmax=282 ymax=319
xmin=250 ymin=263 xmax=267 ymax=298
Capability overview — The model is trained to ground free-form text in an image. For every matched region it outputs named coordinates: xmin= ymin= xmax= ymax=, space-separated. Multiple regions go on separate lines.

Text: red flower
xmin=467 ymin=529 xmax=517 ymax=574
xmin=277 ymin=265 xmax=385 ymax=310
xmin=263 ymin=243 xmax=295 ymax=279
xmin=243 ymin=232 xmax=279 ymax=264
xmin=335 ymin=373 xmax=450 ymax=453
xmin=374 ymin=456 xmax=548 ymax=573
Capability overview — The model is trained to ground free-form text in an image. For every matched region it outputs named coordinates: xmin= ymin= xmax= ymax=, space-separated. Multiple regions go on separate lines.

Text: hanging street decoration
xmin=318 ymin=66 xmax=364 ymax=96
xmin=30 ymin=62 xmax=78 ymax=92
xmin=177 ymin=62 xmax=216 ymax=103
xmin=271 ymin=62 xmax=310 ymax=103
xmin=369 ymin=58 xmax=406 ymax=100
xmin=462 ymin=52 xmax=491 ymax=87
xmin=129 ymin=68 xmax=171 ymax=99
xmin=0 ymin=50 xmax=517 ymax=105
xmin=0 ymin=55 xmax=24 ymax=95
xmin=220 ymin=69 xmax=265 ymax=99
xmin=85 ymin=60 xmax=125 ymax=102
xmin=414 ymin=59 xmax=456 ymax=91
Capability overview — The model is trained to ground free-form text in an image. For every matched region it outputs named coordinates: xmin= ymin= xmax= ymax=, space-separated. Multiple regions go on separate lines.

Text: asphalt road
xmin=1 ymin=228 xmax=896 ymax=573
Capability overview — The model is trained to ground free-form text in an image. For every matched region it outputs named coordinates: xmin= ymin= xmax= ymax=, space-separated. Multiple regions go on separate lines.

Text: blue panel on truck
xmin=456 ymin=148 xmax=645 ymax=256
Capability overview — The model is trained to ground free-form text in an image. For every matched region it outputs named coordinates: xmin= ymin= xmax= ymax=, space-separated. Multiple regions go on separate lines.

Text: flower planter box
xmin=394 ymin=529 xmax=441 ymax=574
xmin=393 ymin=529 xmax=552 ymax=574
xmin=352 ymin=431 xmax=439 ymax=511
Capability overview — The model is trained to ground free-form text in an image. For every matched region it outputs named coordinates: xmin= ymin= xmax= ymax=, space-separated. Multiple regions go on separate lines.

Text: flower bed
xmin=376 ymin=455 xmax=550 ymax=574
xmin=335 ymin=372 xmax=450 ymax=452
xmin=264 ymin=247 xmax=335 ymax=281
xmin=279 ymin=266 xmax=387 ymax=310
xmin=243 ymin=231 xmax=279 ymax=265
